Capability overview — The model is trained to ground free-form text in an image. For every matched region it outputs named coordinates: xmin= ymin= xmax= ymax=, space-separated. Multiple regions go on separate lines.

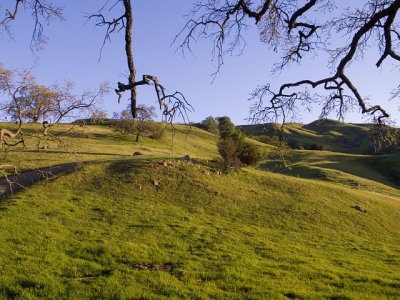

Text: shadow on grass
xmin=105 ymin=158 xmax=156 ymax=176
xmin=260 ymin=156 xmax=400 ymax=190
xmin=10 ymin=149 xmax=131 ymax=157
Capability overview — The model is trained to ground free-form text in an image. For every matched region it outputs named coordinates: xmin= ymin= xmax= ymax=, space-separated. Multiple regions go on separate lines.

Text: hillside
xmin=0 ymin=122 xmax=219 ymax=171
xmin=0 ymin=122 xmax=399 ymax=298
xmin=237 ymin=119 xmax=399 ymax=154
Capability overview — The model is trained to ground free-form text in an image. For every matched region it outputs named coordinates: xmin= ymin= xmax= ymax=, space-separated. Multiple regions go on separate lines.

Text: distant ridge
xmin=237 ymin=119 xmax=399 ymax=154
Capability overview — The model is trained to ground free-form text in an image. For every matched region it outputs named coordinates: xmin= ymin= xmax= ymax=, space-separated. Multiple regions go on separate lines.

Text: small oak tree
xmin=217 ymin=116 xmax=262 ymax=169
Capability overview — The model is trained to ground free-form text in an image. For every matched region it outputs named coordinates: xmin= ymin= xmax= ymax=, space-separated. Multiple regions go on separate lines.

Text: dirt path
xmin=0 ymin=163 xmax=82 ymax=198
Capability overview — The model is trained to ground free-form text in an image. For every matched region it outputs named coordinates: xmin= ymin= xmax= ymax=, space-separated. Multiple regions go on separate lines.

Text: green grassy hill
xmin=238 ymin=119 xmax=399 ymax=154
xmin=0 ymin=122 xmax=219 ymax=171
xmin=0 ymin=122 xmax=399 ymax=299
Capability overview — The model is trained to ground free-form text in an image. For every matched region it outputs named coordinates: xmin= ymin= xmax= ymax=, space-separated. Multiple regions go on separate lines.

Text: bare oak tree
xmin=0 ymin=65 xmax=106 ymax=150
xmin=88 ymin=0 xmax=192 ymax=123
xmin=37 ymin=81 xmax=108 ymax=149
xmin=0 ymin=65 xmax=31 ymax=148
xmin=1 ymin=0 xmax=193 ymax=122
xmin=178 ymin=0 xmax=400 ymax=125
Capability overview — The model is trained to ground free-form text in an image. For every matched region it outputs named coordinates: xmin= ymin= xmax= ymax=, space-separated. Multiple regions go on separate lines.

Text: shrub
xmin=238 ymin=141 xmax=262 ymax=166
xmin=369 ymin=124 xmax=399 ymax=154
xmin=216 ymin=117 xmax=262 ymax=169
xmin=217 ymin=139 xmax=242 ymax=169
xmin=113 ymin=119 xmax=136 ymax=135
xmin=217 ymin=116 xmax=236 ymax=139
xmin=146 ymin=122 xmax=165 ymax=140
xmin=303 ymin=143 xmax=324 ymax=151
xmin=113 ymin=119 xmax=165 ymax=141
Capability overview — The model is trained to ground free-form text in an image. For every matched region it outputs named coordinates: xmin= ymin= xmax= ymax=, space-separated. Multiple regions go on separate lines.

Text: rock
xmin=349 ymin=180 xmax=361 ymax=187
xmin=161 ymin=160 xmax=176 ymax=167
xmin=180 ymin=155 xmax=193 ymax=163
xmin=153 ymin=180 xmax=159 ymax=186
xmin=354 ymin=204 xmax=367 ymax=213
xmin=132 ymin=151 xmax=142 ymax=156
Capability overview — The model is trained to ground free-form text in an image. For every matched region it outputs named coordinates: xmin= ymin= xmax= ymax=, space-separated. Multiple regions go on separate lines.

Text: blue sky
xmin=1 ymin=0 xmax=399 ymax=125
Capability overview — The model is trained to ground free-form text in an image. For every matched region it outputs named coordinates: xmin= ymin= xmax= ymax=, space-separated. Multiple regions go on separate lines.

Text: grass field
xmin=0 ymin=122 xmax=399 ymax=299
xmin=0 ymin=122 xmax=219 ymax=171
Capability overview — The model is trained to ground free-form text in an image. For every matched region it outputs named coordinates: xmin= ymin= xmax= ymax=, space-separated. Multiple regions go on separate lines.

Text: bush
xmin=217 ymin=116 xmax=236 ymax=139
xmin=113 ymin=120 xmax=165 ymax=141
xmin=303 ymin=143 xmax=324 ymax=151
xmin=238 ymin=141 xmax=262 ymax=166
xmin=113 ymin=119 xmax=136 ymax=135
xmin=217 ymin=139 xmax=242 ymax=169
xmin=146 ymin=122 xmax=165 ymax=140
xmin=218 ymin=138 xmax=262 ymax=169
xmin=216 ymin=116 xmax=262 ymax=169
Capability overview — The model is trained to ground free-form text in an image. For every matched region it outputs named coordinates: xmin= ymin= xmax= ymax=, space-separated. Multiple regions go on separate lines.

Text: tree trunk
xmin=135 ymin=131 xmax=140 ymax=143
xmin=123 ymin=0 xmax=137 ymax=119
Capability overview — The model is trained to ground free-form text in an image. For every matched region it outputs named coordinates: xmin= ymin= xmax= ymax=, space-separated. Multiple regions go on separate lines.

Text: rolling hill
xmin=237 ymin=119 xmax=399 ymax=154
xmin=0 ymin=121 xmax=399 ymax=299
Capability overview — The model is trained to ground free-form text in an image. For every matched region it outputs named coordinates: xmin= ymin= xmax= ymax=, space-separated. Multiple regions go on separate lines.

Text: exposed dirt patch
xmin=123 ymin=262 xmax=182 ymax=277
xmin=126 ymin=262 xmax=172 ymax=272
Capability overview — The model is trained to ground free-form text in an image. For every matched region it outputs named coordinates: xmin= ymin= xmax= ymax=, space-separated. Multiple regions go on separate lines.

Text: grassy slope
xmin=262 ymin=151 xmax=400 ymax=198
xmin=0 ymin=122 xmax=219 ymax=171
xmin=237 ymin=119 xmax=397 ymax=154
xmin=0 ymin=160 xmax=399 ymax=299
xmin=0 ymin=122 xmax=399 ymax=298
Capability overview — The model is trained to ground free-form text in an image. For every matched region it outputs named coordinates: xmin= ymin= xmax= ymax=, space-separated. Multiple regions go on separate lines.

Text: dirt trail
xmin=0 ymin=163 xmax=82 ymax=197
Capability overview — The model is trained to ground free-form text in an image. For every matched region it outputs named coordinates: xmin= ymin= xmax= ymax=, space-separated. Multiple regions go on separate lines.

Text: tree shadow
xmin=259 ymin=153 xmax=400 ymax=190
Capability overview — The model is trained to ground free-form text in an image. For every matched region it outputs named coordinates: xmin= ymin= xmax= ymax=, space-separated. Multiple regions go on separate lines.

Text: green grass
xmin=0 ymin=122 xmax=400 ymax=299
xmin=0 ymin=122 xmax=220 ymax=171
xmin=0 ymin=160 xmax=400 ymax=299
xmin=238 ymin=119 xmax=399 ymax=154
xmin=261 ymin=149 xmax=400 ymax=197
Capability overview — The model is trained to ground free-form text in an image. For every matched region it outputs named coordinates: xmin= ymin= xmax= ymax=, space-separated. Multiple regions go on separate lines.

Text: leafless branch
xmin=179 ymin=0 xmax=400 ymax=125
xmin=1 ymin=0 xmax=63 ymax=50
xmin=89 ymin=0 xmax=193 ymax=123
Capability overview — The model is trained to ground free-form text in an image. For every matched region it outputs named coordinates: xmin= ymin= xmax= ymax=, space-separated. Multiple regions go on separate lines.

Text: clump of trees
xmin=369 ymin=125 xmax=399 ymax=154
xmin=113 ymin=104 xmax=164 ymax=142
xmin=217 ymin=116 xmax=262 ymax=169
xmin=198 ymin=116 xmax=219 ymax=134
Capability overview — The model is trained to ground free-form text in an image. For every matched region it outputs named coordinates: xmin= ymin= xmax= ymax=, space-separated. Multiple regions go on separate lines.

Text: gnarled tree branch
xmin=89 ymin=0 xmax=193 ymax=122
xmin=179 ymin=0 xmax=400 ymax=125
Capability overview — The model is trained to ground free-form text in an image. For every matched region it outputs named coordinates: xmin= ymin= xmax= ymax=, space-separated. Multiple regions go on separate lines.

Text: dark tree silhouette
xmin=0 ymin=0 xmax=63 ymax=50
xmin=88 ymin=1 xmax=194 ymax=122
xmin=178 ymin=0 xmax=400 ymax=125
